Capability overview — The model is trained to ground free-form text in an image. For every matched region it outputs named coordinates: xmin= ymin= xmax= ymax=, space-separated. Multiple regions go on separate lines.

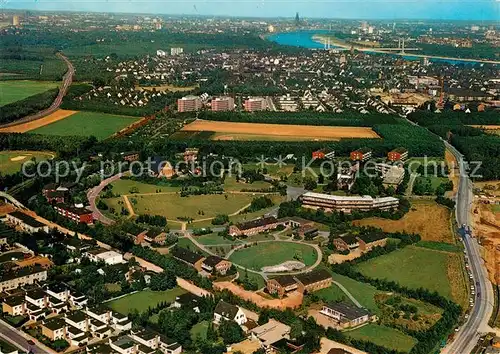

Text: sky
xmin=3 ymin=0 xmax=500 ymax=20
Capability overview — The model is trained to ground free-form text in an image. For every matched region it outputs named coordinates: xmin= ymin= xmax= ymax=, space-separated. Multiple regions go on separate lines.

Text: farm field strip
xmin=181 ymin=119 xmax=380 ymax=140
xmin=0 ymin=109 xmax=78 ymax=133
xmin=0 ymin=80 xmax=60 ymax=106
xmin=29 ymin=111 xmax=140 ymax=140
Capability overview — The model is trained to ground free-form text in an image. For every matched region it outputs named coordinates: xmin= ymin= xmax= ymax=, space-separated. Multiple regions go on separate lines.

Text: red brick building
xmin=387 ymin=148 xmax=408 ymax=162
xmin=312 ymin=148 xmax=335 ymax=160
xmin=350 ymin=148 xmax=372 ymax=162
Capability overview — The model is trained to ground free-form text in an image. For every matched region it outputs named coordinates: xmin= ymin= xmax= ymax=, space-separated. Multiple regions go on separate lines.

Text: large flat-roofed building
xmin=244 ymin=97 xmax=267 ymax=112
xmin=5 ymin=211 xmax=48 ymax=234
xmin=177 ymin=95 xmax=202 ymax=112
xmin=229 ymin=216 xmax=281 ymax=237
xmin=267 ymin=270 xmax=333 ymax=298
xmin=300 ymin=192 xmax=399 ymax=213
xmin=84 ymin=248 xmax=124 ymax=265
xmin=0 ymin=266 xmax=48 ymax=292
xmin=211 ymin=97 xmax=235 ymax=111
xmin=320 ymin=302 xmax=372 ymax=329
xmin=379 ymin=165 xmax=405 ymax=187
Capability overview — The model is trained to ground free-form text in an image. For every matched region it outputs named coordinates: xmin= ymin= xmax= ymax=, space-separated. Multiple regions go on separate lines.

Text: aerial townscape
xmin=0 ymin=2 xmax=499 ymax=354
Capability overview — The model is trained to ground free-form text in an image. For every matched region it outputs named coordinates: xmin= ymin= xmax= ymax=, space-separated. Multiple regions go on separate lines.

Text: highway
xmin=441 ymin=141 xmax=494 ymax=354
xmin=0 ymin=52 xmax=74 ymax=129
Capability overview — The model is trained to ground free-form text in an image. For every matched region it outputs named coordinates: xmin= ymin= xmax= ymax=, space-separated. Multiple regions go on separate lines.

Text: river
xmin=268 ymin=30 xmax=489 ymax=66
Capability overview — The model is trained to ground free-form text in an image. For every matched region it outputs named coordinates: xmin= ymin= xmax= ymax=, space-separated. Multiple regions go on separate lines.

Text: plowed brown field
xmin=0 ymin=109 xmax=78 ymax=133
xmin=181 ymin=119 xmax=380 ymax=140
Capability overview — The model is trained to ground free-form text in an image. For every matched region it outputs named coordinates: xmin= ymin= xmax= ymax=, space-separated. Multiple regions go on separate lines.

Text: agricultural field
xmin=181 ymin=120 xmax=380 ymax=141
xmin=354 ymin=246 xmax=455 ymax=299
xmin=0 ymin=110 xmax=78 ymax=134
xmin=128 ymin=193 xmax=256 ymax=220
xmin=108 ymin=179 xmax=182 ymax=195
xmin=345 ymin=324 xmax=417 ymax=352
xmin=228 ymin=242 xmax=318 ymax=271
xmin=30 ymin=111 xmax=139 ymax=140
xmin=353 ymin=200 xmax=454 ymax=243
xmin=0 ymin=150 xmax=55 ymax=175
xmin=105 ymin=288 xmax=186 ymax=314
xmin=0 ymin=80 xmax=59 ymax=106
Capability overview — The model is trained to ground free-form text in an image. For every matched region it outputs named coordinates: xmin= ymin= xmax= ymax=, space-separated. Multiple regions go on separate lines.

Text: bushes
xmin=0 ymin=88 xmax=58 ymax=124
xmin=245 ymin=196 xmax=274 ymax=213
xmin=136 ymin=214 xmax=167 ymax=227
xmin=211 ymin=214 xmax=229 ymax=225
xmin=436 ymin=196 xmax=456 ymax=209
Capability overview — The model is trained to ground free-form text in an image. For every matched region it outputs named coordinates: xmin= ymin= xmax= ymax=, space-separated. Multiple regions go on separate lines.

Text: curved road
xmin=0 ymin=52 xmax=75 ymax=129
xmin=87 ymin=173 xmax=123 ymax=225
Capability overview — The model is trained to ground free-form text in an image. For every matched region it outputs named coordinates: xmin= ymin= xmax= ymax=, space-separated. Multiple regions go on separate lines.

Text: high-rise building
xmin=244 ymin=97 xmax=267 ymax=112
xmin=171 ymin=47 xmax=184 ymax=56
xmin=211 ymin=97 xmax=235 ymax=112
xmin=295 ymin=12 xmax=300 ymax=26
xmin=12 ymin=15 xmax=20 ymax=26
xmin=177 ymin=96 xmax=202 ymax=112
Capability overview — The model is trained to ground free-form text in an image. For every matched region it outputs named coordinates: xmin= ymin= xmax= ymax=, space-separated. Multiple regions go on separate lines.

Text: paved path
xmin=0 ymin=319 xmax=54 ymax=353
xmin=86 ymin=173 xmax=123 ymax=225
xmin=0 ymin=53 xmax=75 ymax=129
xmin=332 ymin=281 xmax=363 ymax=308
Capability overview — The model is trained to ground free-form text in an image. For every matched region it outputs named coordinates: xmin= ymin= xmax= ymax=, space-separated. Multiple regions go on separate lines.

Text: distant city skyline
xmin=3 ymin=0 xmax=500 ymax=21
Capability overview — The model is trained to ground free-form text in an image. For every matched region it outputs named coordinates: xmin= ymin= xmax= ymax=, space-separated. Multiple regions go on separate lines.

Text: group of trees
xmin=245 ymin=195 xmax=274 ymax=213
xmin=408 ymin=109 xmax=500 ymax=181
xmin=136 ymin=214 xmax=168 ymax=227
xmin=0 ymin=88 xmax=58 ymax=124
xmin=198 ymin=110 xmax=400 ymax=127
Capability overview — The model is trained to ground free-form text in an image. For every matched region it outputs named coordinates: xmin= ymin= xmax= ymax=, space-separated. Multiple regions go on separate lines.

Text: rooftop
xmin=295 ymin=269 xmax=332 ymax=286
xmin=7 ymin=211 xmax=46 ymax=228
xmin=214 ymin=300 xmax=239 ymax=320
xmin=235 ymin=216 xmax=278 ymax=231
xmin=325 ymin=302 xmax=370 ymax=321
xmin=171 ymin=246 xmax=204 ymax=265
xmin=202 ymin=255 xmax=225 ymax=267
xmin=269 ymin=275 xmax=297 ymax=288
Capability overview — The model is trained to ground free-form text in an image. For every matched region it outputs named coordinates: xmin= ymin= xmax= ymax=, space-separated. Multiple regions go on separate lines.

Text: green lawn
xmin=415 ymin=241 xmax=461 ymax=253
xmin=414 ymin=176 xmax=448 ymax=194
xmin=0 ymin=80 xmax=59 ymax=106
xmin=132 ymin=193 xmax=255 ymax=220
xmin=345 ymin=324 xmax=417 ymax=352
xmin=109 ymin=178 xmax=181 ymax=195
xmin=223 ymin=176 xmax=271 ymax=191
xmin=190 ymin=320 xmax=210 ymax=340
xmin=30 ymin=111 xmax=139 ymax=140
xmin=196 ymin=233 xmax=239 ymax=246
xmin=229 ymin=242 xmax=317 ymax=271
xmin=106 ymin=288 xmax=186 ymax=314
xmin=315 ymin=284 xmax=351 ymax=304
xmin=0 ymin=150 xmax=54 ymax=175
xmin=354 ymin=246 xmax=452 ymax=299
xmin=332 ymin=273 xmax=383 ymax=313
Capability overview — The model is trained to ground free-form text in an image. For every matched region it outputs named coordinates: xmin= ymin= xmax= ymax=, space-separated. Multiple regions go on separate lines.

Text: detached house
xmin=201 ymin=256 xmax=232 ymax=275
xmin=213 ymin=300 xmax=247 ymax=326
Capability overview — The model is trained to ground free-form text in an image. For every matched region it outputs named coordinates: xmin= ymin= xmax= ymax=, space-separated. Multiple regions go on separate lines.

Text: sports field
xmin=181 ymin=119 xmax=380 ymax=141
xmin=0 ymin=110 xmax=78 ymax=133
xmin=228 ymin=242 xmax=318 ymax=271
xmin=0 ymin=80 xmax=59 ymax=106
xmin=354 ymin=246 xmax=453 ymax=299
xmin=106 ymin=288 xmax=186 ymax=314
xmin=129 ymin=193 xmax=256 ymax=220
xmin=0 ymin=150 xmax=55 ymax=175
xmin=353 ymin=200 xmax=454 ymax=243
xmin=345 ymin=324 xmax=417 ymax=352
xmin=30 ymin=111 xmax=139 ymax=140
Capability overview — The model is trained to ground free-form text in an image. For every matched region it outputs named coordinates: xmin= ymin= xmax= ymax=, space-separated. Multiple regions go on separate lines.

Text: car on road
xmin=27 ymin=339 xmax=35 ymax=345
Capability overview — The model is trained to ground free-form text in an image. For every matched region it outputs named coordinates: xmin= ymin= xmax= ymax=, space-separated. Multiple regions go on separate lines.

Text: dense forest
xmin=408 ymin=109 xmax=500 ymax=180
